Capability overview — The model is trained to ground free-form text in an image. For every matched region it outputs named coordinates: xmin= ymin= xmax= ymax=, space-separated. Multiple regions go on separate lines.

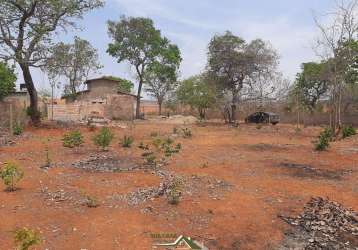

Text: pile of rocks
xmin=280 ymin=197 xmax=358 ymax=249
xmin=72 ymin=154 xmax=139 ymax=173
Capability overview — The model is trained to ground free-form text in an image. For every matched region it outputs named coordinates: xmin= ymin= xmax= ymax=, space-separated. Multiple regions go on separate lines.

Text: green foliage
xmin=177 ymin=75 xmax=216 ymax=119
xmin=43 ymin=139 xmax=51 ymax=169
xmin=117 ymin=78 xmax=134 ymax=93
xmin=167 ymin=178 xmax=182 ymax=205
xmin=62 ymin=130 xmax=84 ymax=148
xmin=0 ymin=162 xmax=24 ymax=191
xmin=120 ymin=135 xmax=134 ymax=148
xmin=14 ymin=227 xmax=41 ymax=250
xmin=138 ymin=141 xmax=149 ymax=150
xmin=25 ymin=107 xmax=41 ymax=120
xmin=92 ymin=127 xmax=114 ymax=151
xmin=182 ymin=128 xmax=192 ymax=138
xmin=172 ymin=127 xmax=178 ymax=134
xmin=315 ymin=128 xmax=333 ymax=151
xmin=141 ymin=151 xmax=157 ymax=166
xmin=150 ymin=131 xmax=159 ymax=137
xmin=85 ymin=195 xmax=100 ymax=208
xmin=13 ymin=123 xmax=23 ymax=135
xmin=342 ymin=125 xmax=356 ymax=139
xmin=0 ymin=62 xmax=16 ymax=100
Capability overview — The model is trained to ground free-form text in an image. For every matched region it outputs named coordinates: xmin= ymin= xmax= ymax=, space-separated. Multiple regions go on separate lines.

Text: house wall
xmin=75 ymin=79 xmax=118 ymax=101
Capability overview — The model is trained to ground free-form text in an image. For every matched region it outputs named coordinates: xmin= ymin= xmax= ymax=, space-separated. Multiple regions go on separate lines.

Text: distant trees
xmin=207 ymin=31 xmax=278 ymax=123
xmin=0 ymin=0 xmax=104 ymax=124
xmin=45 ymin=37 xmax=102 ymax=96
xmin=107 ymin=16 xmax=181 ymax=119
xmin=0 ymin=62 xmax=16 ymax=100
xmin=176 ymin=75 xmax=217 ymax=119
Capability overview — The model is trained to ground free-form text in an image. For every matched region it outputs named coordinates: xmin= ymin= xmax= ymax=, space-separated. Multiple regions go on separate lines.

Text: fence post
xmin=9 ymin=103 xmax=13 ymax=135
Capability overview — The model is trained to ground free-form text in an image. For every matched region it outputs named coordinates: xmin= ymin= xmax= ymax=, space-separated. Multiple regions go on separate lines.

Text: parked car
xmin=245 ymin=112 xmax=280 ymax=125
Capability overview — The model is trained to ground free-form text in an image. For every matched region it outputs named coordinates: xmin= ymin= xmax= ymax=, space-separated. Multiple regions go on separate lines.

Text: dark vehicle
xmin=245 ymin=112 xmax=280 ymax=125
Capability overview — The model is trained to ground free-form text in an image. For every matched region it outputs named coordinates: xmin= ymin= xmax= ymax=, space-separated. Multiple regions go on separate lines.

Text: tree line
xmin=0 ymin=0 xmax=357 ymax=129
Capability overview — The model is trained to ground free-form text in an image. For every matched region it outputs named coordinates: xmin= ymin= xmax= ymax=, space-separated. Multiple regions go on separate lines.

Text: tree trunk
xmin=135 ymin=78 xmax=143 ymax=119
xmin=231 ymin=89 xmax=239 ymax=123
xmin=158 ymin=100 xmax=162 ymax=116
xmin=20 ymin=64 xmax=40 ymax=125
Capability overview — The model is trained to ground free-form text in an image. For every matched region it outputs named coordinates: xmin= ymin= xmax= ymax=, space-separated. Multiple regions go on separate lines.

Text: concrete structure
xmin=50 ymin=77 xmax=137 ymax=122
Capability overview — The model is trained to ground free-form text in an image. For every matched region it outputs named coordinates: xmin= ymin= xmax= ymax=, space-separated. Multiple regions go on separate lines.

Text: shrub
xmin=84 ymin=195 xmax=100 ymax=208
xmin=138 ymin=142 xmax=149 ymax=150
xmin=62 ymin=130 xmax=84 ymax=148
xmin=120 ymin=135 xmax=134 ymax=148
xmin=13 ymin=123 xmax=23 ymax=135
xmin=256 ymin=124 xmax=262 ymax=130
xmin=142 ymin=151 xmax=157 ymax=166
xmin=43 ymin=139 xmax=51 ymax=169
xmin=92 ymin=127 xmax=114 ymax=151
xmin=342 ymin=125 xmax=356 ymax=139
xmin=150 ymin=131 xmax=159 ymax=137
xmin=314 ymin=128 xmax=333 ymax=151
xmin=173 ymin=127 xmax=178 ymax=134
xmin=182 ymin=128 xmax=192 ymax=138
xmin=14 ymin=227 xmax=41 ymax=250
xmin=0 ymin=162 xmax=24 ymax=191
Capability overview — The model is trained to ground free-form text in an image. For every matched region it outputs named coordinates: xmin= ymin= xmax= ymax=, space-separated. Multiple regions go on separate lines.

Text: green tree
xmin=0 ymin=0 xmax=104 ymax=125
xmin=294 ymin=62 xmax=330 ymax=112
xmin=0 ymin=62 xmax=16 ymax=100
xmin=107 ymin=16 xmax=179 ymax=118
xmin=207 ymin=31 xmax=278 ymax=123
xmin=145 ymin=43 xmax=182 ymax=115
xmin=177 ymin=75 xmax=216 ymax=119
xmin=117 ymin=78 xmax=134 ymax=94
xmin=45 ymin=36 xmax=102 ymax=96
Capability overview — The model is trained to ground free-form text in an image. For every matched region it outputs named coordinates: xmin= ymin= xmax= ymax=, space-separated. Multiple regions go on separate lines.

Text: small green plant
xmin=314 ymin=127 xmax=333 ymax=151
xmin=201 ymin=162 xmax=209 ymax=168
xmin=256 ymin=124 xmax=262 ymax=130
xmin=0 ymin=162 xmax=24 ymax=191
xmin=92 ymin=127 xmax=114 ymax=151
xmin=62 ymin=130 xmax=84 ymax=148
xmin=43 ymin=138 xmax=51 ymax=169
xmin=14 ymin=227 xmax=41 ymax=250
xmin=342 ymin=125 xmax=356 ymax=139
xmin=182 ymin=128 xmax=192 ymax=138
xmin=173 ymin=127 xmax=178 ymax=134
xmin=13 ymin=123 xmax=23 ymax=135
xmin=142 ymin=151 xmax=157 ymax=166
xmin=120 ymin=135 xmax=134 ymax=148
xmin=167 ymin=178 xmax=182 ymax=205
xmin=85 ymin=195 xmax=100 ymax=208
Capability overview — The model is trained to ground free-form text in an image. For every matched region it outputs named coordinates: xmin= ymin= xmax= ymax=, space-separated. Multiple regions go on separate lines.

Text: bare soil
xmin=0 ymin=123 xmax=357 ymax=249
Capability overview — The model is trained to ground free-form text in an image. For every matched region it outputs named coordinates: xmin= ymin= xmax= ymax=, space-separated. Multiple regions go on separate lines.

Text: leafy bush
xmin=92 ymin=127 xmax=114 ymax=151
xmin=120 ymin=135 xmax=134 ymax=148
xmin=342 ymin=125 xmax=356 ymax=139
xmin=13 ymin=123 xmax=23 ymax=135
xmin=182 ymin=128 xmax=192 ymax=138
xmin=62 ymin=130 xmax=84 ymax=148
xmin=314 ymin=128 xmax=333 ymax=151
xmin=0 ymin=162 xmax=24 ymax=191
xmin=14 ymin=227 xmax=41 ymax=250
xmin=142 ymin=151 xmax=157 ymax=166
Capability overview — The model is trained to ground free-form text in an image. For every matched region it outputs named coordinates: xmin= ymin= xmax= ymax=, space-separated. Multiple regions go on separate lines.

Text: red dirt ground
xmin=0 ymin=123 xmax=357 ymax=249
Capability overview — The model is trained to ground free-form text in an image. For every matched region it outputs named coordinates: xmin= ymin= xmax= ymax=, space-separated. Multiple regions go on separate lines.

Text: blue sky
xmin=29 ymin=0 xmax=335 ymax=95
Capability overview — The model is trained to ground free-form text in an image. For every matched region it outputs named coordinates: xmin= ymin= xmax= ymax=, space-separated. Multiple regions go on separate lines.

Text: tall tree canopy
xmin=45 ymin=36 xmax=102 ymax=96
xmin=107 ymin=16 xmax=181 ymax=119
xmin=0 ymin=0 xmax=104 ymax=124
xmin=0 ymin=62 xmax=16 ymax=100
xmin=145 ymin=43 xmax=181 ymax=115
xmin=294 ymin=62 xmax=330 ymax=111
xmin=207 ymin=31 xmax=278 ymax=122
xmin=177 ymin=75 xmax=217 ymax=119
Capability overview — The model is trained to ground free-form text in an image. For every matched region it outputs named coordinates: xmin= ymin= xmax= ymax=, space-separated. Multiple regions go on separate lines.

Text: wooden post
xmin=9 ymin=103 xmax=13 ymax=135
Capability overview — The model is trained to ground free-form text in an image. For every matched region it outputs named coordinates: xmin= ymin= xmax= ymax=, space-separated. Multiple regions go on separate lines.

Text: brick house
xmin=51 ymin=76 xmax=137 ymax=122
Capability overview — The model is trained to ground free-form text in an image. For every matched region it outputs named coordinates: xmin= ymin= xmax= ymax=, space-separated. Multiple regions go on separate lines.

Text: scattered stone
xmin=279 ymin=197 xmax=358 ymax=249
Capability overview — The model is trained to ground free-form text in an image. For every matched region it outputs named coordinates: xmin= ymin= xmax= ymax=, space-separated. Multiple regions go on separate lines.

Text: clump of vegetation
xmin=167 ymin=178 xmax=182 ymax=205
xmin=92 ymin=127 xmax=114 ymax=151
xmin=138 ymin=141 xmax=149 ymax=150
xmin=0 ymin=162 xmax=24 ymax=191
xmin=14 ymin=227 xmax=41 ymax=250
xmin=172 ymin=127 xmax=178 ymax=134
xmin=256 ymin=124 xmax=262 ymax=130
xmin=142 ymin=151 xmax=157 ymax=166
xmin=13 ymin=122 xmax=23 ymax=135
xmin=182 ymin=128 xmax=192 ymax=138
xmin=62 ymin=130 xmax=84 ymax=148
xmin=315 ymin=127 xmax=333 ymax=151
xmin=84 ymin=195 xmax=100 ymax=208
xmin=342 ymin=125 xmax=356 ymax=139
xmin=120 ymin=135 xmax=134 ymax=148
xmin=201 ymin=162 xmax=209 ymax=168
xmin=43 ymin=138 xmax=51 ymax=169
